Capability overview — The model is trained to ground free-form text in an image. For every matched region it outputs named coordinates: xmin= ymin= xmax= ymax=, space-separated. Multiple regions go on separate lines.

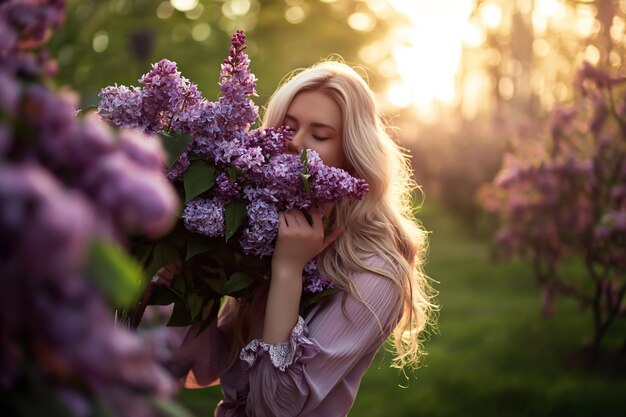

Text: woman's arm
xmin=263 ymin=208 xmax=340 ymax=344
xmin=241 ymin=258 xmax=401 ymax=417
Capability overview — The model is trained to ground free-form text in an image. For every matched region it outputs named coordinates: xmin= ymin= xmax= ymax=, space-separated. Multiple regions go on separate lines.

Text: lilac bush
xmin=479 ymin=61 xmax=626 ymax=359
xmin=0 ymin=1 xmax=182 ymax=416
xmin=98 ymin=31 xmax=368 ymax=327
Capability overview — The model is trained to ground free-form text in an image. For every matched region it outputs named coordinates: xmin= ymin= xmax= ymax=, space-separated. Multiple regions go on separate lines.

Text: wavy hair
xmin=257 ymin=60 xmax=439 ymax=370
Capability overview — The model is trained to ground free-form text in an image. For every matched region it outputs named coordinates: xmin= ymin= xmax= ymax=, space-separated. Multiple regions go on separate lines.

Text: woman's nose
xmin=286 ymin=130 xmax=303 ymax=154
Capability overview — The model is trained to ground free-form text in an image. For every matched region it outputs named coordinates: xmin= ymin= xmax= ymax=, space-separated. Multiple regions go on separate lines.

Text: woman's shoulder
xmin=348 ymin=254 xmax=401 ymax=300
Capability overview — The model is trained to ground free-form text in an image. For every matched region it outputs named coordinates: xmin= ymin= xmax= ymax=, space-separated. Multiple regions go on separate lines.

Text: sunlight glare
xmin=384 ymin=0 xmax=474 ymax=118
xmin=387 ymin=83 xmax=413 ymax=108
xmin=348 ymin=12 xmax=376 ymax=31
xmin=170 ymin=0 xmax=198 ymax=12
xmin=479 ymin=2 xmax=502 ymax=30
xmin=534 ymin=0 xmax=564 ymax=19
xmin=463 ymin=21 xmax=485 ymax=48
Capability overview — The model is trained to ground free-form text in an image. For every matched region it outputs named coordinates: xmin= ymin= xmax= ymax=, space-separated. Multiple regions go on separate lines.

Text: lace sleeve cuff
xmin=240 ymin=316 xmax=320 ymax=372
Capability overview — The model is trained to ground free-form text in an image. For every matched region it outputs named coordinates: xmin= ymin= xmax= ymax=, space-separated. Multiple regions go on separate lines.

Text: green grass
xmin=349 ymin=202 xmax=626 ymax=417
xmin=176 ymin=201 xmax=626 ymax=417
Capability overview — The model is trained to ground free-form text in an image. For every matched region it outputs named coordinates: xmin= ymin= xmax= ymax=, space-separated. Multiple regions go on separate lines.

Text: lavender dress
xmin=173 ymin=256 xmax=401 ymax=417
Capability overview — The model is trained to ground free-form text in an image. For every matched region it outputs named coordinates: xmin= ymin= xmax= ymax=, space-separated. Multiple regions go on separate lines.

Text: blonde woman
xmin=158 ymin=61 xmax=438 ymax=417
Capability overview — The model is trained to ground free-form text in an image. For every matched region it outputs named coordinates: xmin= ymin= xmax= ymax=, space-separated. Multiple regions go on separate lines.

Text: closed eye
xmin=313 ymin=135 xmax=329 ymax=141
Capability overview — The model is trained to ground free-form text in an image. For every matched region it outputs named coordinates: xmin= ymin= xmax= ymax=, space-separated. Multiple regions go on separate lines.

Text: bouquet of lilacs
xmin=478 ymin=61 xmax=626 ymax=358
xmin=98 ymin=30 xmax=368 ymax=329
xmin=0 ymin=1 xmax=188 ymax=417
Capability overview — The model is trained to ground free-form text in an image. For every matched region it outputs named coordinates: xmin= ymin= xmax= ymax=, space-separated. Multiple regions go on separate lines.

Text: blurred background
xmin=48 ymin=0 xmax=626 ymax=416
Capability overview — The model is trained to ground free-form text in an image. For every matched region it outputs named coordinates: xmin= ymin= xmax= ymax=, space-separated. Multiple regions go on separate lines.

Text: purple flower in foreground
xmin=119 ymin=127 xmax=167 ymax=171
xmin=83 ymin=153 xmax=178 ymax=238
xmin=0 ymin=164 xmax=96 ymax=278
xmin=183 ymin=197 xmax=225 ymax=237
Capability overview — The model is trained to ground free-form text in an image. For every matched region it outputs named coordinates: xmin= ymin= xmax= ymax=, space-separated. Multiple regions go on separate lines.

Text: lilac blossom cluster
xmin=98 ymin=30 xmax=369 ymax=295
xmin=1 ymin=1 xmax=180 ymax=416
xmin=479 ymin=61 xmax=626 ymax=350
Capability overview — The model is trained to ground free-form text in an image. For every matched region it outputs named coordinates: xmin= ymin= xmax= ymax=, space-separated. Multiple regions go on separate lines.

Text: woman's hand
xmin=152 ymin=260 xmax=182 ymax=287
xmin=272 ymin=207 xmax=342 ymax=275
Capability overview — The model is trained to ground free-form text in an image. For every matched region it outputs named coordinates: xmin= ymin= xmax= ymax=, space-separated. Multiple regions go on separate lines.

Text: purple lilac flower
xmin=246 ymin=126 xmax=292 ymax=157
xmin=167 ymin=150 xmax=190 ymax=181
xmin=233 ymin=145 xmax=265 ymax=172
xmin=119 ymin=127 xmax=167 ymax=171
xmin=0 ymin=71 xmax=20 ymax=114
xmin=0 ymin=165 xmax=97 ymax=278
xmin=303 ymin=259 xmax=334 ymax=293
xmin=22 ymin=84 xmax=78 ymax=157
xmin=0 ymin=18 xmax=18 ymax=66
xmin=171 ymin=100 xmax=218 ymax=138
xmin=216 ymin=173 xmax=241 ymax=199
xmin=215 ymin=30 xmax=259 ymax=132
xmin=240 ymin=198 xmax=280 ymax=256
xmin=183 ymin=197 xmax=225 ymax=237
xmin=0 ymin=0 xmax=65 ymax=52
xmin=139 ymin=59 xmax=202 ymax=133
xmin=307 ymin=150 xmax=369 ymax=203
xmin=83 ymin=153 xmax=178 ymax=239
xmin=0 ymin=123 xmax=10 ymax=157
xmin=255 ymin=153 xmax=309 ymax=209
xmin=98 ymin=85 xmax=144 ymax=129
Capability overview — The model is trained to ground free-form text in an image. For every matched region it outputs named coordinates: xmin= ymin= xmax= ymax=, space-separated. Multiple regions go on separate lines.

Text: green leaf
xmin=183 ymin=159 xmax=216 ymax=203
xmin=300 ymin=148 xmax=308 ymax=165
xmin=223 ymin=271 xmax=255 ymax=295
xmin=90 ymin=399 xmax=117 ymax=417
xmin=199 ymin=266 xmax=227 ymax=294
xmin=224 ymin=199 xmax=246 ymax=242
xmin=300 ymin=149 xmax=312 ymax=193
xmin=167 ymin=299 xmax=193 ymax=326
xmin=186 ymin=233 xmax=213 ymax=260
xmin=86 ymin=240 xmax=144 ymax=307
xmin=148 ymin=397 xmax=195 ymax=417
xmin=300 ymin=288 xmax=338 ymax=315
xmin=237 ymin=253 xmax=270 ymax=274
xmin=187 ymin=291 xmax=204 ymax=320
xmin=159 ymin=132 xmax=192 ymax=169
xmin=227 ymin=166 xmax=238 ymax=181
xmin=144 ymin=240 xmax=180 ymax=280
xmin=301 ymin=172 xmax=312 ymax=193
xmin=196 ymin=301 xmax=219 ymax=336
xmin=148 ymin=285 xmax=179 ymax=306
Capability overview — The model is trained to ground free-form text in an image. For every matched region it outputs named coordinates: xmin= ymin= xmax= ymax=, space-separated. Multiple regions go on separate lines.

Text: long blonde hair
xmin=259 ymin=60 xmax=439 ymax=370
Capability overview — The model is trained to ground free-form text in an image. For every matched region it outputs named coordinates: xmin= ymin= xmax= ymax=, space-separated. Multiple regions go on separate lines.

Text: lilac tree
xmin=0 ymin=1 xmax=186 ymax=416
xmin=479 ymin=62 xmax=626 ymax=360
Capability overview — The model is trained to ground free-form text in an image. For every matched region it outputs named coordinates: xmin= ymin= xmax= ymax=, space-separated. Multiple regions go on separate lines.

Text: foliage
xmin=407 ymin=119 xmax=509 ymax=234
xmin=48 ymin=0 xmax=397 ymax=106
xmin=478 ymin=61 xmax=626 ymax=358
xmin=0 ymin=1 xmax=189 ymax=416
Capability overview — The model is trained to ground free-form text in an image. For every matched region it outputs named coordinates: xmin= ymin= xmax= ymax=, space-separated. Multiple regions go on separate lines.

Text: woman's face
xmin=283 ymin=90 xmax=348 ymax=170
